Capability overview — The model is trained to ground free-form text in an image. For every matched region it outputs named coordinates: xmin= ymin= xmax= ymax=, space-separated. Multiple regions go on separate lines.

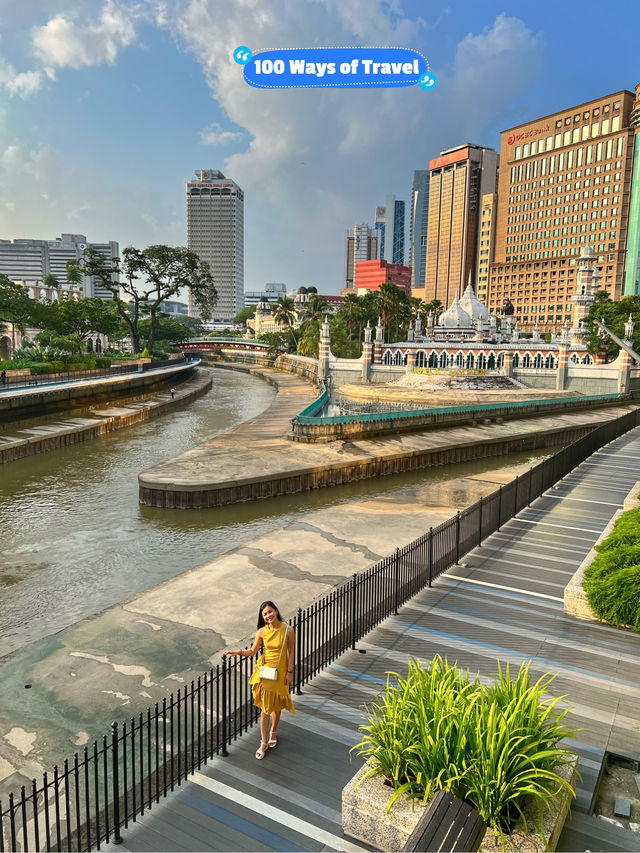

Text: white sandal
xmin=255 ymin=741 xmax=269 ymax=760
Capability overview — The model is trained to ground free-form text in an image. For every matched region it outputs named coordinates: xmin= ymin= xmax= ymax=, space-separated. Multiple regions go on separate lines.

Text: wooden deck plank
xmin=115 ymin=427 xmax=640 ymax=852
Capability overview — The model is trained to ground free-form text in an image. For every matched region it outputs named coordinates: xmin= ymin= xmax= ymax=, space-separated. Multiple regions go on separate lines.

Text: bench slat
xmin=404 ymin=789 xmax=486 ymax=852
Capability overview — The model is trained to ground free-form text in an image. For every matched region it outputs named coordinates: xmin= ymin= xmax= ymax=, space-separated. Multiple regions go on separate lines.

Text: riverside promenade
xmin=139 ymin=363 xmax=635 ymax=508
xmin=0 ymin=368 xmax=211 ymax=463
xmin=107 ymin=425 xmax=640 ymax=853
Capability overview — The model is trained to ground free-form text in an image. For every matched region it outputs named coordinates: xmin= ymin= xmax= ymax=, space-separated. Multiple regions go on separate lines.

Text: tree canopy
xmin=585 ymin=290 xmax=640 ymax=358
xmin=67 ymin=245 xmax=216 ymax=353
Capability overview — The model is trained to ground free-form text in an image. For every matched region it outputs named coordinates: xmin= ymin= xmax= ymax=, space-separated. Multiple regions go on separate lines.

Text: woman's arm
xmin=226 ymin=629 xmax=263 ymax=658
xmin=284 ymin=626 xmax=296 ymax=686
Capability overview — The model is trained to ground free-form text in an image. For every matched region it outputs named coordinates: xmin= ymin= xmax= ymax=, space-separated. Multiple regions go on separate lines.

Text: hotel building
xmin=186 ymin=169 xmax=244 ymax=322
xmin=488 ymin=88 xmax=637 ymax=329
xmin=424 ymin=144 xmax=498 ymax=309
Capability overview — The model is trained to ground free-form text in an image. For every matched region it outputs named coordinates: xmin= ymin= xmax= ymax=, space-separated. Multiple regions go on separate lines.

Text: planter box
xmin=342 ymin=756 xmax=578 ymax=852
xmin=564 ymin=480 xmax=640 ymax=622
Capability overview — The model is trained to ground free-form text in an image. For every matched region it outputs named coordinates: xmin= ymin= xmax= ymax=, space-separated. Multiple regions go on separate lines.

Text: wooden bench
xmin=404 ymin=789 xmax=487 ymax=852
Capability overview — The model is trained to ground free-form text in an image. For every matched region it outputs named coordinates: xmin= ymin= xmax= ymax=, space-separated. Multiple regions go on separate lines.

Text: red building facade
xmin=355 ymin=259 xmax=412 ymax=295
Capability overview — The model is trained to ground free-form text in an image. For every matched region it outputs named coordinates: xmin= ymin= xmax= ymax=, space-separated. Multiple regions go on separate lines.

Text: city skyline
xmin=1 ymin=0 xmax=639 ymax=296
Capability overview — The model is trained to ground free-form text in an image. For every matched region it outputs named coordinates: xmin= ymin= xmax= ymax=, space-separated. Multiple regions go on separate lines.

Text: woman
xmin=226 ymin=601 xmax=295 ymax=759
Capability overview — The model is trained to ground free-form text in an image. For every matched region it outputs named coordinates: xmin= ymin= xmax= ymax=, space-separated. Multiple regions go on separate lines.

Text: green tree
xmin=0 ymin=276 xmax=43 ymax=350
xmin=585 ymin=290 xmax=640 ymax=358
xmin=272 ymin=295 xmax=298 ymax=349
xmin=233 ymin=305 xmax=256 ymax=326
xmin=374 ymin=282 xmax=410 ymax=342
xmin=43 ymin=273 xmax=60 ymax=290
xmin=46 ymin=295 xmax=122 ymax=341
xmin=67 ymin=245 xmax=216 ymax=354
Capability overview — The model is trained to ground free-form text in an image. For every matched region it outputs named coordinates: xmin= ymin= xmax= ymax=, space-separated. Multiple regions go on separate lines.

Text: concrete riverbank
xmin=139 ymin=362 xmax=638 ymax=509
xmin=0 ymin=359 xmax=199 ymax=415
xmin=0 ymin=368 xmax=212 ymax=464
xmin=0 ymin=453 xmax=541 ymax=796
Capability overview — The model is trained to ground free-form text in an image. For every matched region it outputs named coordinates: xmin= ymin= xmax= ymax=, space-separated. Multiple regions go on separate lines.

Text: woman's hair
xmin=257 ymin=600 xmax=282 ymax=629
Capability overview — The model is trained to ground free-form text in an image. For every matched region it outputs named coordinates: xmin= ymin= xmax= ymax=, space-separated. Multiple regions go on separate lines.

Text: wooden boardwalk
xmin=108 ymin=427 xmax=640 ymax=853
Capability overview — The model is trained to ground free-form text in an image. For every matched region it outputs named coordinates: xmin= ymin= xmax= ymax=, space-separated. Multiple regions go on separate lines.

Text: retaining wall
xmin=0 ymin=369 xmax=211 ymax=464
xmin=0 ymin=361 xmax=198 ymax=415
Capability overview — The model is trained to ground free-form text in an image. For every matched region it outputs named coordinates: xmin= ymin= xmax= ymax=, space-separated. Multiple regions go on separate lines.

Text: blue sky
xmin=1 ymin=0 xmax=639 ymax=296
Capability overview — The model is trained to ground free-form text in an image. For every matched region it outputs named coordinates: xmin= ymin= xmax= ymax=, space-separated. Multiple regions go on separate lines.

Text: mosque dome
xmin=297 ymin=286 xmax=308 ymax=294
xmin=459 ymin=283 xmax=489 ymax=322
xmin=438 ymin=297 xmax=471 ymax=328
xmin=256 ymin=297 xmax=271 ymax=314
xmin=307 ymin=286 xmax=318 ymax=294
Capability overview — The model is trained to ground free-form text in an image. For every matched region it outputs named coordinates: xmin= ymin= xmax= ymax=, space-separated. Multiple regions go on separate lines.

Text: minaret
xmin=373 ymin=316 xmax=384 ymax=364
xmin=318 ymin=314 xmax=331 ymax=380
xmin=570 ymin=244 xmax=599 ymax=344
xmin=361 ymin=321 xmax=373 ymax=382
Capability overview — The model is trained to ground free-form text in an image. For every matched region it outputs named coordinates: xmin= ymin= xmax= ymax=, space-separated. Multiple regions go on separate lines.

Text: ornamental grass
xmin=352 ymin=656 xmax=576 ymax=844
xmin=583 ymin=505 xmax=640 ymax=631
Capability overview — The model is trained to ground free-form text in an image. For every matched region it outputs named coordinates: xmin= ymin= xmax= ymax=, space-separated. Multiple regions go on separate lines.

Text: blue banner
xmin=242 ymin=47 xmax=429 ymax=90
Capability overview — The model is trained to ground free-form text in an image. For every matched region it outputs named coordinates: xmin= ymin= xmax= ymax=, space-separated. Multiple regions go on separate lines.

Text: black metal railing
xmin=1 ymin=406 xmax=638 ymax=851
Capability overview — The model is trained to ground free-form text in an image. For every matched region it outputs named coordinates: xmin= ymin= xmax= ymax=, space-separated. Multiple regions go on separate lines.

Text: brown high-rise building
xmin=424 ymin=144 xmax=498 ymax=308
xmin=488 ymin=89 xmax=637 ymax=330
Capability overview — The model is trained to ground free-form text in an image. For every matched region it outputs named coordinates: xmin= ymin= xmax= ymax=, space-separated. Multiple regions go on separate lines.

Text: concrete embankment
xmin=138 ymin=362 xmax=639 ymax=509
xmin=0 ymin=359 xmax=198 ymax=415
xmin=0 ymin=368 xmax=212 ymax=464
xmin=0 ymin=454 xmax=539 ymax=796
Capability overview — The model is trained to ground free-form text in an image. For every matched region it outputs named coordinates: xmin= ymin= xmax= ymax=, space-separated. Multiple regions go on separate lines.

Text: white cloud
xmin=200 ymin=123 xmax=244 ymax=145
xmin=0 ymin=57 xmax=43 ymax=97
xmin=32 ymin=0 xmax=137 ymax=73
xmin=160 ymin=2 xmax=544 ymax=290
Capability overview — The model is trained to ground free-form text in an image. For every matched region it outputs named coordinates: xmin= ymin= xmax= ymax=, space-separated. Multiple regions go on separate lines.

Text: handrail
xmin=1 ymin=407 xmax=638 ymax=851
xmin=294 ymin=391 xmax=625 ymax=426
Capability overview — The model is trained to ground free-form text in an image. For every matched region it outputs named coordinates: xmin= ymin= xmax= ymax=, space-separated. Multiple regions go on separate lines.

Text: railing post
xmin=497 ymin=485 xmax=503 ymax=531
xmin=351 ymin=574 xmax=357 ymax=650
xmin=428 ymin=527 xmax=433 ymax=587
xmin=221 ymin=656 xmax=228 ymax=757
xmin=455 ymin=511 xmax=461 ymax=564
xmin=295 ymin=608 xmax=303 ymax=695
xmin=478 ymin=497 xmax=483 ymax=545
xmin=528 ymin=466 xmax=533 ymax=505
xmin=111 ymin=723 xmax=122 ymax=845
xmin=393 ymin=548 xmax=400 ymax=614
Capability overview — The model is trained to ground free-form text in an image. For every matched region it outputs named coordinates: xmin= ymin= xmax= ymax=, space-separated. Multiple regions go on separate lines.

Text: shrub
xmin=352 ymin=656 xmax=575 ymax=843
xmin=584 ymin=507 xmax=640 ymax=631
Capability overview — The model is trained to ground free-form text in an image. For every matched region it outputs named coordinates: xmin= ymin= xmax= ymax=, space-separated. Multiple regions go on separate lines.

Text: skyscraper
xmin=344 ymin=223 xmax=379 ymax=291
xmin=425 ymin=144 xmax=498 ymax=308
xmin=488 ymin=87 xmax=637 ymax=328
xmin=410 ymin=171 xmax=429 ymax=292
xmin=383 ymin=195 xmax=405 ymax=265
xmin=186 ymin=169 xmax=244 ymax=321
xmin=623 ymin=82 xmax=640 ymax=295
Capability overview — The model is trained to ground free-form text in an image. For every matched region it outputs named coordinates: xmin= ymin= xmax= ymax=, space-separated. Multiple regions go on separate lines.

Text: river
xmin=0 ymin=367 xmax=547 ymax=658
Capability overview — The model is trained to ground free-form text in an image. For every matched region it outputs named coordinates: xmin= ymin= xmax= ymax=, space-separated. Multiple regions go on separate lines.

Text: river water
xmin=0 ymin=368 xmax=547 ymax=658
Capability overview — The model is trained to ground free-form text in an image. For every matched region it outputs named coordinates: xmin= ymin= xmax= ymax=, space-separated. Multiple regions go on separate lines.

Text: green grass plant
xmin=352 ymin=656 xmax=576 ymax=843
xmin=584 ymin=507 xmax=640 ymax=631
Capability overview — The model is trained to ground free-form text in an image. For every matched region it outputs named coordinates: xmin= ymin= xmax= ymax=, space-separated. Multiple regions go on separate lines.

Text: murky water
xmin=0 ymin=369 xmax=548 ymax=657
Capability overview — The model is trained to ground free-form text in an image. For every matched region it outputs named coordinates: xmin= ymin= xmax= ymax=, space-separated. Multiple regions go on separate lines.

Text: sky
xmin=1 ymin=0 xmax=639 ymax=297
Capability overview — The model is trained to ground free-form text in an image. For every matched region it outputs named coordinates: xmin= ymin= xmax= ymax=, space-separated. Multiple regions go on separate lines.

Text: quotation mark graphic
xmin=233 ymin=46 xmax=252 ymax=65
xmin=418 ymin=72 xmax=437 ymax=91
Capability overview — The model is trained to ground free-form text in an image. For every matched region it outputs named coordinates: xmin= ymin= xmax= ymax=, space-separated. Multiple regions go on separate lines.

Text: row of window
xmin=382 ymin=350 xmax=593 ymax=369
xmin=513 ymin=113 xmax=622 ymax=161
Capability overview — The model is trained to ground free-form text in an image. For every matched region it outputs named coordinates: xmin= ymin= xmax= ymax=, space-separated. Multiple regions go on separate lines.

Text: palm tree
xmin=273 ymin=296 xmax=298 ymax=347
xmin=300 ymin=293 xmax=329 ymax=324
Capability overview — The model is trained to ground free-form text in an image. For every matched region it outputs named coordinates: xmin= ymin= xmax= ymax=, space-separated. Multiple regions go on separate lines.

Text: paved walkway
xmin=139 ymin=362 xmax=636 ymax=509
xmin=110 ymin=427 xmax=640 ymax=853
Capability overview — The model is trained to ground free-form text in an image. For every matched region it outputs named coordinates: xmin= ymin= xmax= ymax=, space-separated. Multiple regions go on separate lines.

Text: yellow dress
xmin=249 ymin=623 xmax=296 ymax=715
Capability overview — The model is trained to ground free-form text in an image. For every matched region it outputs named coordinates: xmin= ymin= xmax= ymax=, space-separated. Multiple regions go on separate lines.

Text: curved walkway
xmin=111 ymin=426 xmax=640 ymax=853
xmin=0 ymin=368 xmax=212 ymax=463
xmin=139 ymin=361 xmax=637 ymax=508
